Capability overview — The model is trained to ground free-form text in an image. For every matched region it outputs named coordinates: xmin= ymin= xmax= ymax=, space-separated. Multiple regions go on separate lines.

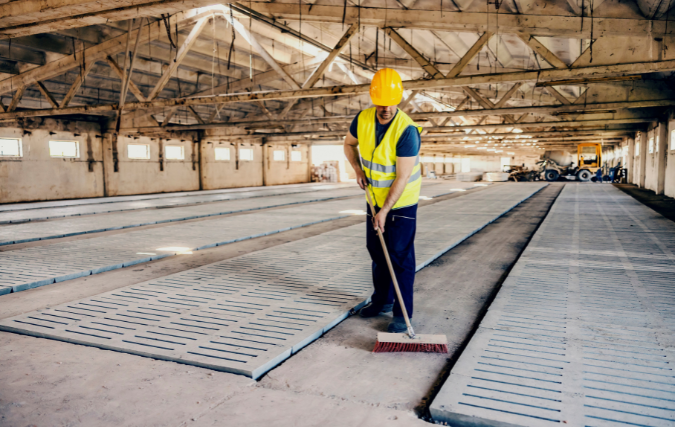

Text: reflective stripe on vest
xmin=366 ymin=168 xmax=422 ymax=188
xmin=360 ymin=156 xmax=420 ymax=173
xmin=357 ymin=107 xmax=422 ymax=209
xmin=360 ymin=157 xmax=396 ymax=173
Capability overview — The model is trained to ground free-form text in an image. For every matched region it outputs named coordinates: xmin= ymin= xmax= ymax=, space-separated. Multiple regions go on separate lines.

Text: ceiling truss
xmin=1 ymin=0 xmax=675 ymax=156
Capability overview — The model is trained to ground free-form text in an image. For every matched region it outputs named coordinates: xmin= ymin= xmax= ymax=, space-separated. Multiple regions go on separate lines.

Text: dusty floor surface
xmin=615 ymin=183 xmax=675 ymax=222
xmin=0 ymin=183 xmax=560 ymax=427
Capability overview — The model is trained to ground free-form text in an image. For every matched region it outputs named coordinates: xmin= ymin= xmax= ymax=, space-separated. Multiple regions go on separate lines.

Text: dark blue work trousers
xmin=366 ymin=203 xmax=417 ymax=318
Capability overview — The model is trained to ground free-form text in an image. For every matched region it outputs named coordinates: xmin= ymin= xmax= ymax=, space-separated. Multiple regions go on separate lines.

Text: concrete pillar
xmin=196 ymin=137 xmax=205 ymax=191
xmin=101 ymin=132 xmax=117 ymax=197
xmin=306 ymin=144 xmax=312 ymax=183
xmin=656 ymin=122 xmax=668 ymax=194
xmin=638 ymin=131 xmax=648 ymax=188
xmin=262 ymin=142 xmax=269 ymax=186
xmin=666 ymin=117 xmax=675 ymax=198
xmin=447 ymin=155 xmax=456 ymax=174
xmin=626 ymin=137 xmax=635 ymax=184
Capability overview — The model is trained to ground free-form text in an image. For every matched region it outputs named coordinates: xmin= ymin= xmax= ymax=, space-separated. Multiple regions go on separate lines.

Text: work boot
xmin=387 ymin=316 xmax=411 ymax=333
xmin=359 ymin=303 xmax=394 ymax=318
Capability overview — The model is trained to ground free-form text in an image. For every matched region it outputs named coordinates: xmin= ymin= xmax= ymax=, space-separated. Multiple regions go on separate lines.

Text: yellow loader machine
xmin=540 ymin=143 xmax=602 ymax=182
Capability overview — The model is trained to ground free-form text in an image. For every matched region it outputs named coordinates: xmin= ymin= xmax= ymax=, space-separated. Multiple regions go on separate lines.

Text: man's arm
xmin=372 ymin=155 xmax=416 ymax=233
xmin=344 ymin=131 xmax=367 ymax=189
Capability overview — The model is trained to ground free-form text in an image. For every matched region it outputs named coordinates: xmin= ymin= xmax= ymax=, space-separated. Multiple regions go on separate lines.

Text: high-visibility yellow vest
xmin=357 ymin=107 xmax=422 ymax=209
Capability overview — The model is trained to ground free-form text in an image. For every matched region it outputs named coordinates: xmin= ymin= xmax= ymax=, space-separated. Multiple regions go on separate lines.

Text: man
xmin=343 ymin=68 xmax=422 ymax=333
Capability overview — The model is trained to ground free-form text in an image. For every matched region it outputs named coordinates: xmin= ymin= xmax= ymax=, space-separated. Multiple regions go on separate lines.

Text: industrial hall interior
xmin=2 ymin=0 xmax=675 ymax=425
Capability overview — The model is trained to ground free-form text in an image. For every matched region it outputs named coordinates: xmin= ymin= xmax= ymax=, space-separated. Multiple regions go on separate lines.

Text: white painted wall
xmin=0 ymin=121 xmax=314 ymax=204
xmin=0 ymin=121 xmax=104 ymax=203
xmin=264 ymin=144 xmax=310 ymax=186
xmin=105 ymin=135 xmax=200 ymax=196
xmin=457 ymin=155 xmax=500 ymax=173
xmin=200 ymin=140 xmax=264 ymax=189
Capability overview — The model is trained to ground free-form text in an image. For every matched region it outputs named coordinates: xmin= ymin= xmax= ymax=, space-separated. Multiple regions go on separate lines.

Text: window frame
xmin=214 ymin=146 xmax=231 ymax=161
xmin=239 ymin=147 xmax=254 ymax=161
xmin=0 ymin=137 xmax=23 ymax=157
xmin=49 ymin=140 xmax=80 ymax=158
xmin=127 ymin=143 xmax=151 ymax=160
xmin=164 ymin=145 xmax=185 ymax=160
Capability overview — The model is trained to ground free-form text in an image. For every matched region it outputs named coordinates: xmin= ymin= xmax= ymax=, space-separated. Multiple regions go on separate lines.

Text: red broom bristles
xmin=373 ymin=341 xmax=448 ymax=353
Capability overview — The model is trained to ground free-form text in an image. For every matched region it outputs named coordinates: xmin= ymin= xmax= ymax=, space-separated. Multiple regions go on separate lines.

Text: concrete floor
xmin=615 ymin=183 xmax=675 ymax=223
xmin=0 ymin=184 xmax=562 ymax=427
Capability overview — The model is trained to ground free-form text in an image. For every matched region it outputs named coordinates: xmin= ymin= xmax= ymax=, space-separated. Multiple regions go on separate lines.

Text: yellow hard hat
xmin=369 ymin=68 xmax=404 ymax=106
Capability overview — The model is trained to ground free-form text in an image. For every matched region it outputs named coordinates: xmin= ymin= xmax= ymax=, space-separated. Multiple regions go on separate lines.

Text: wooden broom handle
xmin=364 ymin=188 xmax=416 ymax=338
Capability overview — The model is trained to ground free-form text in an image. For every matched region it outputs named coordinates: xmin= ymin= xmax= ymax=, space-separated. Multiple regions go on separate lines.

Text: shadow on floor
xmin=614 ymin=184 xmax=675 ymax=223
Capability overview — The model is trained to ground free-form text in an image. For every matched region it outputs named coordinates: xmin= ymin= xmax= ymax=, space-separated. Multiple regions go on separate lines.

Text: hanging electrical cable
xmin=590 ymin=0 xmax=594 ymax=63
xmin=375 ymin=27 xmax=379 ymax=69
xmin=227 ymin=8 xmax=235 ymax=70
xmin=248 ymin=3 xmax=253 ymax=81
xmin=211 ymin=13 xmax=216 ymax=96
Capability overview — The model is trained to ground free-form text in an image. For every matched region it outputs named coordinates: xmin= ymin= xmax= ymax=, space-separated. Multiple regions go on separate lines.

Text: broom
xmin=364 ymin=188 xmax=448 ymax=353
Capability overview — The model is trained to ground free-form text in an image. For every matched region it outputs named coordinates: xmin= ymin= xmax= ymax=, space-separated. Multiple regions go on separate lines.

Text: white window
xmin=239 ymin=148 xmax=253 ymax=161
xmin=165 ymin=145 xmax=184 ymax=160
xmin=500 ymin=157 xmax=511 ymax=171
xmin=291 ymin=151 xmax=302 ymax=162
xmin=127 ymin=144 xmax=150 ymax=159
xmin=461 ymin=158 xmax=471 ymax=173
xmin=214 ymin=147 xmax=230 ymax=161
xmin=49 ymin=140 xmax=79 ymax=158
xmin=273 ymin=150 xmax=285 ymax=161
xmin=656 ymin=136 xmax=660 ymax=153
xmin=0 ymin=138 xmax=22 ymax=157
xmin=649 ymin=137 xmax=654 ymax=154
xmin=635 ymin=142 xmax=640 ymax=156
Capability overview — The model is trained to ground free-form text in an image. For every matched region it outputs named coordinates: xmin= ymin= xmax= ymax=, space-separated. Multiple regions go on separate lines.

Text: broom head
xmin=373 ymin=332 xmax=448 ymax=353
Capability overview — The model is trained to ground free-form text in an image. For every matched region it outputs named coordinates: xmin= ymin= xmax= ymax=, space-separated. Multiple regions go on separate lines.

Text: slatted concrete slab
xmin=0 ymin=182 xmax=483 ymax=295
xmin=0 ymin=183 xmax=348 ymax=213
xmin=0 ymin=180 xmax=476 ymax=225
xmin=0 ymin=183 xmax=351 ymax=214
xmin=0 ymin=181 xmax=477 ymax=245
xmin=0 ymin=198 xmax=364 ymax=295
xmin=0 ymin=187 xmax=364 ymax=245
xmin=430 ymin=184 xmax=675 ymax=427
xmin=0 ymin=183 xmax=354 ymax=224
xmin=0 ymin=183 xmax=545 ymax=379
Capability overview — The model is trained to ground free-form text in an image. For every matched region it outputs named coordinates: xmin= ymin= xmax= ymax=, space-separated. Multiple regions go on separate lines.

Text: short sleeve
xmin=349 ymin=112 xmax=360 ymax=139
xmin=396 ymin=125 xmax=421 ymax=157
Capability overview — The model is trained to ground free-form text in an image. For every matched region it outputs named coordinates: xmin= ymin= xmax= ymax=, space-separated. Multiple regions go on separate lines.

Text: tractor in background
xmin=504 ymin=165 xmax=541 ymax=182
xmin=539 ymin=143 xmax=602 ymax=182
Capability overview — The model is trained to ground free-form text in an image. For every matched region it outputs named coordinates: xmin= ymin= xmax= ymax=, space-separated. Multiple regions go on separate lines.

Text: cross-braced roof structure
xmin=2 ymin=0 xmax=675 ymax=155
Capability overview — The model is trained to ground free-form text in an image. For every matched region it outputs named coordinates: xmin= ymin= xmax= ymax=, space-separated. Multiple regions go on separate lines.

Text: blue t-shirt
xmin=349 ymin=110 xmax=420 ymax=157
